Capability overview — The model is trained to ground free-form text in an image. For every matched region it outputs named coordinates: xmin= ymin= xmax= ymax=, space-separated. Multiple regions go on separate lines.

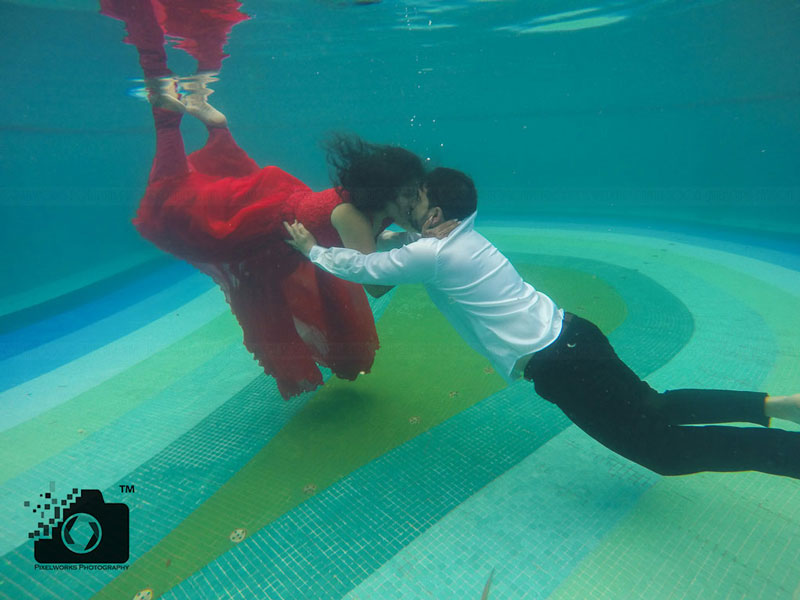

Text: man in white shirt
xmin=285 ymin=167 xmax=800 ymax=479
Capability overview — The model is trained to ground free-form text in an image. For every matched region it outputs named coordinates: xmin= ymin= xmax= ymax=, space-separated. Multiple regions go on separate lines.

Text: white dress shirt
xmin=308 ymin=212 xmax=564 ymax=381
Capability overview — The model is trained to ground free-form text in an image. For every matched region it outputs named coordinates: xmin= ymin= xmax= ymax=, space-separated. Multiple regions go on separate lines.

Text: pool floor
xmin=1 ymin=222 xmax=798 ymax=600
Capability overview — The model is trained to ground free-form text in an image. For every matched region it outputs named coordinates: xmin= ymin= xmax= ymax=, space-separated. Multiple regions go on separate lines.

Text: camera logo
xmin=28 ymin=487 xmax=129 ymax=564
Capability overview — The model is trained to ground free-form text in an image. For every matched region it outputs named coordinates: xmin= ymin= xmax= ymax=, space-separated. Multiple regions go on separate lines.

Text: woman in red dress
xmin=101 ymin=0 xmax=426 ymax=399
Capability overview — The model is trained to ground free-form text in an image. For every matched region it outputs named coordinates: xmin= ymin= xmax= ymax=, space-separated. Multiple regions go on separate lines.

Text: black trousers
xmin=523 ymin=313 xmax=800 ymax=479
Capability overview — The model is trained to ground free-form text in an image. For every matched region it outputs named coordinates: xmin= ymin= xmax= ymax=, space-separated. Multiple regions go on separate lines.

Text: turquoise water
xmin=1 ymin=1 xmax=799 ymax=599
xmin=3 ymin=0 xmax=800 ymax=294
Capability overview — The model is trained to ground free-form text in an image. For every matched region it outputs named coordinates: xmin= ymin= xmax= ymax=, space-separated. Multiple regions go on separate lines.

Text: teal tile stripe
xmin=346 ymin=426 xmax=659 ymax=600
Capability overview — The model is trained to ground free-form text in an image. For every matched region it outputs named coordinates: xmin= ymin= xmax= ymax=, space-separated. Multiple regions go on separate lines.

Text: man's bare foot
xmin=145 ymin=77 xmax=185 ymax=113
xmin=765 ymin=393 xmax=800 ymax=425
xmin=182 ymin=72 xmax=227 ymax=128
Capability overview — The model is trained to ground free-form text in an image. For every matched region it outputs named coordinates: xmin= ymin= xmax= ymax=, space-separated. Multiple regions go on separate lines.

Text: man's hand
xmin=284 ymin=220 xmax=317 ymax=257
xmin=421 ymin=215 xmax=459 ymax=239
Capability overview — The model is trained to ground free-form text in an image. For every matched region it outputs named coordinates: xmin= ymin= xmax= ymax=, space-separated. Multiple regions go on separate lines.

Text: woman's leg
xmin=154 ymin=1 xmax=251 ymax=127
xmin=181 ymin=74 xmax=227 ymax=128
xmin=525 ymin=315 xmax=800 ymax=479
xmin=149 ymin=108 xmax=189 ymax=183
xmin=101 ymin=0 xmax=189 ymax=181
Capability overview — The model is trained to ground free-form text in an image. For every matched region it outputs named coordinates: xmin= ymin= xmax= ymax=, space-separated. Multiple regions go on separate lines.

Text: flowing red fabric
xmin=102 ymin=0 xmax=380 ymax=399
xmin=135 ymin=124 xmax=380 ymax=399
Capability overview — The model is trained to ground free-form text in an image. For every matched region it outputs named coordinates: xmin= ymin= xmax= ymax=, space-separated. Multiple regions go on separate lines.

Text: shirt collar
xmin=443 ymin=211 xmax=477 ymax=240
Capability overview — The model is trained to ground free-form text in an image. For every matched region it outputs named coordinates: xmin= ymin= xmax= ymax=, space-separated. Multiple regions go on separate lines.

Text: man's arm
xmin=376 ymin=230 xmax=421 ymax=251
xmin=376 ymin=216 xmax=458 ymax=251
xmin=285 ymin=221 xmax=435 ymax=286
xmin=330 ymin=203 xmax=394 ymax=298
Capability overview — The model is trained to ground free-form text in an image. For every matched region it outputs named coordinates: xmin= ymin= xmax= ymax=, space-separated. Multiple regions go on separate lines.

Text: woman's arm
xmin=330 ymin=203 xmax=394 ymax=298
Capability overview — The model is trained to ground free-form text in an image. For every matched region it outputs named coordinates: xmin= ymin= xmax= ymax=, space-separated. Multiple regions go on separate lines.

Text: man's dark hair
xmin=324 ymin=133 xmax=425 ymax=213
xmin=424 ymin=167 xmax=477 ymax=221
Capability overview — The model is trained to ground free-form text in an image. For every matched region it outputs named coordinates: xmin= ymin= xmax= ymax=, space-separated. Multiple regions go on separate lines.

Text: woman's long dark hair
xmin=324 ymin=133 xmax=425 ymax=213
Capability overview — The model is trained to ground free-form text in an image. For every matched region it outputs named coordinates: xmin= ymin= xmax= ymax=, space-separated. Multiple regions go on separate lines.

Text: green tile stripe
xmin=511 ymin=254 xmax=693 ymax=377
xmin=512 ymin=261 xmax=627 ymax=334
xmin=91 ymin=262 xmax=630 ymax=600
xmin=0 ymin=310 xmax=241 ymax=484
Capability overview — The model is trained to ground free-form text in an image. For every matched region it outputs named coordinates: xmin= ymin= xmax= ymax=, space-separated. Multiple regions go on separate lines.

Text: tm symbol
xmin=119 ymin=485 xmax=135 ymax=494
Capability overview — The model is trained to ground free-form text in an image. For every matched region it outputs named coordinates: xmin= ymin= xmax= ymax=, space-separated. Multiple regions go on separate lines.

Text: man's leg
xmin=525 ymin=315 xmax=800 ymax=479
xmin=765 ymin=394 xmax=800 ymax=424
xmin=617 ymin=420 xmax=800 ymax=478
xmin=644 ymin=388 xmax=770 ymax=427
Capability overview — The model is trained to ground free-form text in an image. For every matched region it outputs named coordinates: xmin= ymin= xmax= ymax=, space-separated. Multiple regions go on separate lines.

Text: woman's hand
xmin=284 ymin=220 xmax=317 ymax=256
xmin=421 ymin=215 xmax=459 ymax=239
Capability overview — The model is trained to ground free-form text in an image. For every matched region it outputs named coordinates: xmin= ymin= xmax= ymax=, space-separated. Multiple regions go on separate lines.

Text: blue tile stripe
xmin=0 ymin=260 xmax=197 ymax=362
xmin=0 ymin=270 xmax=214 ymax=393
xmin=0 ymin=256 xmax=175 ymax=334
xmin=0 ymin=286 xmax=227 ymax=434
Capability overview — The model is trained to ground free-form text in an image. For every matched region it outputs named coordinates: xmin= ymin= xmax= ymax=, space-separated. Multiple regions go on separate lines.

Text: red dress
xmin=134 ymin=127 xmax=381 ymax=400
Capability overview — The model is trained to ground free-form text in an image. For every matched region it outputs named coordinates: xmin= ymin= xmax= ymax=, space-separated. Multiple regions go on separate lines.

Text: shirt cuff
xmin=308 ymin=245 xmax=324 ymax=261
